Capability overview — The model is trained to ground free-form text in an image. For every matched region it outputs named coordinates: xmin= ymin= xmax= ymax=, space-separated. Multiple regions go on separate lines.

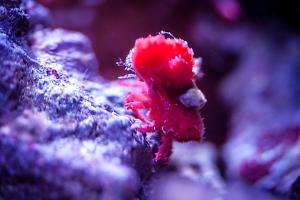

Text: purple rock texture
xmin=0 ymin=1 xmax=154 ymax=199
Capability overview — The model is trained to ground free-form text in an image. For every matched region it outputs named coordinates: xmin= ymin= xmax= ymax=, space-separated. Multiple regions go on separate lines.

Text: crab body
xmin=124 ymin=34 xmax=205 ymax=165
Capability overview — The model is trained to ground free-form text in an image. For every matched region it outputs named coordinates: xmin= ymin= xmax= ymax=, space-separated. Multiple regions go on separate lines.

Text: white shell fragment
xmin=179 ymin=88 xmax=207 ymax=110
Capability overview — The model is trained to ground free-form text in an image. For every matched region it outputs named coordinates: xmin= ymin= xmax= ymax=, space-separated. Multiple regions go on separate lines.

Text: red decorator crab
xmin=123 ymin=33 xmax=206 ymax=165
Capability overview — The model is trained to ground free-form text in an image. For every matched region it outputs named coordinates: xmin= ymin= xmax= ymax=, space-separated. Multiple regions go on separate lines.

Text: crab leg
xmin=155 ymin=135 xmax=173 ymax=165
xmin=125 ymin=91 xmax=152 ymax=124
xmin=136 ymin=124 xmax=156 ymax=132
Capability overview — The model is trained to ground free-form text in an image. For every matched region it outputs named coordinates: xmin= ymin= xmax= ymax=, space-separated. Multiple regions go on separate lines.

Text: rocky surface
xmin=0 ymin=1 xmax=153 ymax=199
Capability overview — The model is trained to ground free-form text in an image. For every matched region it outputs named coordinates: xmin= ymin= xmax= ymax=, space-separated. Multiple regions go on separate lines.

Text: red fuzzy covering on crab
xmin=147 ymin=88 xmax=203 ymax=142
xmin=133 ymin=35 xmax=195 ymax=91
xmin=125 ymin=34 xmax=205 ymax=165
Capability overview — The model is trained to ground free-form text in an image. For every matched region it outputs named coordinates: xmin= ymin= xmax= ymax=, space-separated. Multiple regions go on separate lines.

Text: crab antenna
xmin=158 ymin=31 xmax=175 ymax=39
